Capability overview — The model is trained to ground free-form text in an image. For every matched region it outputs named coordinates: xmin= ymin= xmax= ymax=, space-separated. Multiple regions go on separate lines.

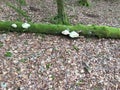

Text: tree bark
xmin=0 ymin=21 xmax=120 ymax=39
xmin=57 ymin=0 xmax=64 ymax=18
xmin=54 ymin=0 xmax=69 ymax=25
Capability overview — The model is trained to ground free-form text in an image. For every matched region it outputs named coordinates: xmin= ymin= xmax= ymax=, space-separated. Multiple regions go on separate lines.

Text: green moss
xmin=55 ymin=0 xmax=70 ymax=25
xmin=78 ymin=0 xmax=90 ymax=7
xmin=0 ymin=21 xmax=120 ymax=39
xmin=50 ymin=15 xmax=70 ymax=25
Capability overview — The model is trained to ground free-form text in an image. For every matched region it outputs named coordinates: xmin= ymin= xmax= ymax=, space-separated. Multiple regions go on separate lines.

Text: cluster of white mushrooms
xmin=62 ymin=28 xmax=79 ymax=38
xmin=11 ymin=22 xmax=31 ymax=29
xmin=11 ymin=23 xmax=79 ymax=38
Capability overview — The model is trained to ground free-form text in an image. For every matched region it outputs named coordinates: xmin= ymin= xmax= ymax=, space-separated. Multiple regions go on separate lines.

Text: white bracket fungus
xmin=1 ymin=20 xmax=5 ymax=22
xmin=11 ymin=24 xmax=17 ymax=28
xmin=88 ymin=31 xmax=92 ymax=35
xmin=22 ymin=23 xmax=30 ymax=29
xmin=61 ymin=29 xmax=70 ymax=35
xmin=87 ymin=24 xmax=92 ymax=26
xmin=62 ymin=28 xmax=80 ymax=38
xmin=69 ymin=31 xmax=79 ymax=38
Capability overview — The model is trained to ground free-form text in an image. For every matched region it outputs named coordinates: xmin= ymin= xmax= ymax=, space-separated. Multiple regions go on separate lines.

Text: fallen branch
xmin=0 ymin=21 xmax=120 ymax=39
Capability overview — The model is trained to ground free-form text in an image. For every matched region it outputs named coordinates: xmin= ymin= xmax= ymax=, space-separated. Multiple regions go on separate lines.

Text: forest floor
xmin=0 ymin=0 xmax=120 ymax=90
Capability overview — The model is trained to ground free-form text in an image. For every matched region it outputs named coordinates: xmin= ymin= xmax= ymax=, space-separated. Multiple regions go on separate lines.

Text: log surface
xmin=0 ymin=21 xmax=120 ymax=39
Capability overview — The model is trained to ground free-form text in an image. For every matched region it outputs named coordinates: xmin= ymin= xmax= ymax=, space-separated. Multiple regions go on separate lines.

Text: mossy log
xmin=0 ymin=21 xmax=120 ymax=39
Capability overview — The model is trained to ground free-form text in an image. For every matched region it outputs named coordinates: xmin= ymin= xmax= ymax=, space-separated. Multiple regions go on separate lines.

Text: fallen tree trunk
xmin=0 ymin=21 xmax=120 ymax=39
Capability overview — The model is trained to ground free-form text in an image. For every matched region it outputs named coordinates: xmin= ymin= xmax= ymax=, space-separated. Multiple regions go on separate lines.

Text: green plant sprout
xmin=46 ymin=63 xmax=52 ymax=69
xmin=19 ymin=58 xmax=27 ymax=63
xmin=76 ymin=79 xmax=84 ymax=86
xmin=0 ymin=42 xmax=3 ymax=48
xmin=4 ymin=51 xmax=12 ymax=57
xmin=73 ymin=45 xmax=79 ymax=51
xmin=6 ymin=0 xmax=31 ymax=22
xmin=24 ymin=40 xmax=28 ymax=45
